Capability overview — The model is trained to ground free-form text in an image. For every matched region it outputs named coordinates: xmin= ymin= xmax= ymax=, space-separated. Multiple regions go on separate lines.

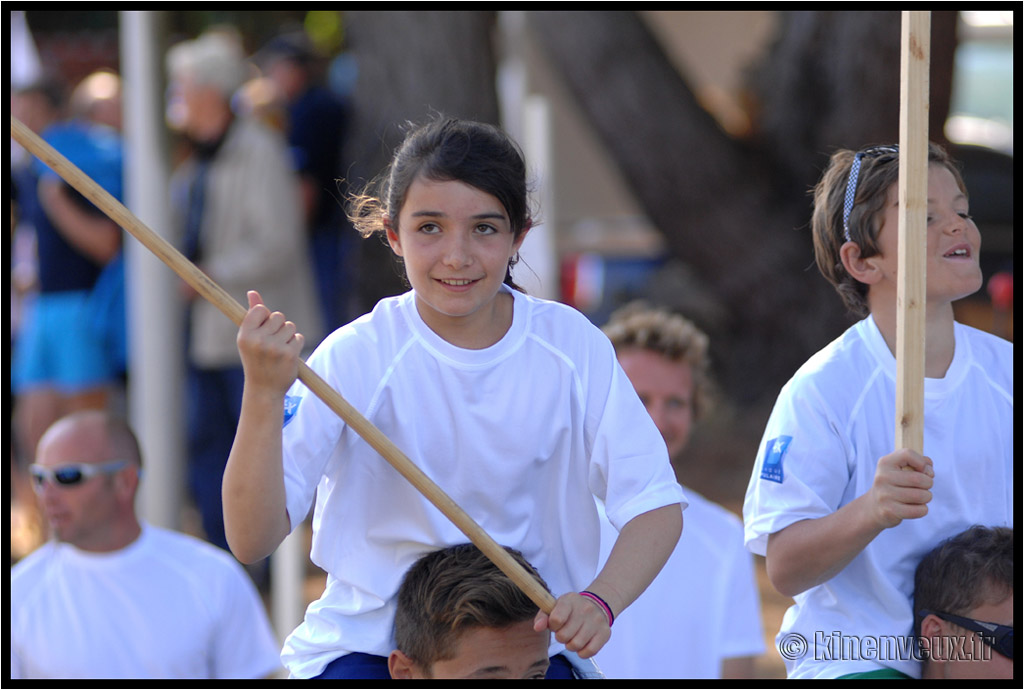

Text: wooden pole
xmin=10 ymin=116 xmax=556 ymax=614
xmin=895 ymin=11 xmax=930 ymax=454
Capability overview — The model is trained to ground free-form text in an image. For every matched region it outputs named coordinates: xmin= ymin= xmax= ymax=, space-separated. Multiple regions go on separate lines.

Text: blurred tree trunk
xmin=342 ymin=10 xmax=501 ymax=313
xmin=750 ymin=11 xmax=958 ymax=193
xmin=526 ymin=10 xmax=958 ymax=405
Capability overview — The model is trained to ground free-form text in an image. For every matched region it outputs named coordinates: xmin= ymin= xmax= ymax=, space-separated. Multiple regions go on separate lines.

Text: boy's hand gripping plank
xmin=10 ymin=116 xmax=556 ymax=615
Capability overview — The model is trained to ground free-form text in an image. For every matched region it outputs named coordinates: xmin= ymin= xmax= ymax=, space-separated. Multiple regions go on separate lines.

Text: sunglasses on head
xmin=842 ymin=144 xmax=900 ymax=242
xmin=29 ymin=460 xmax=129 ymax=489
xmin=919 ymin=608 xmax=1014 ymax=660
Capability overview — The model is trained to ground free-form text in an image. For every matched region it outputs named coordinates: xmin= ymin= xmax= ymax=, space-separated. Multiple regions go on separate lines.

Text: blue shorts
xmin=314 ymin=652 xmax=577 ymax=679
xmin=12 ymin=291 xmax=117 ymax=393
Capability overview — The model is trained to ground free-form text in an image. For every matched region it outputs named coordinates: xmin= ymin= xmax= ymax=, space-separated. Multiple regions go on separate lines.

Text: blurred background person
xmin=595 ymin=302 xmax=765 ymax=679
xmin=11 ymin=76 xmax=64 ymax=561
xmin=10 ymin=410 xmax=281 ymax=679
xmin=165 ymin=28 xmax=322 ymax=564
xmin=254 ymin=28 xmax=352 ymax=331
xmin=11 ymin=71 xmax=126 ymax=558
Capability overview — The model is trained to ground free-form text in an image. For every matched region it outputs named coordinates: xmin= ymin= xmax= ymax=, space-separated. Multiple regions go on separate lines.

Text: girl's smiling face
xmin=387 ymin=176 xmax=527 ymax=348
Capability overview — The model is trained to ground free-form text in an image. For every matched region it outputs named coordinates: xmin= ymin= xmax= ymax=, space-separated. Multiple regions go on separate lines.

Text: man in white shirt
xmin=596 ymin=303 xmax=765 ymax=678
xmin=10 ymin=410 xmax=281 ymax=679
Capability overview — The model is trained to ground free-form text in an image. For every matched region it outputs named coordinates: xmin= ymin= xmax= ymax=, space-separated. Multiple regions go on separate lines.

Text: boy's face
xmin=391 ymin=620 xmax=550 ymax=680
xmin=925 ymin=593 xmax=1013 ymax=680
xmin=871 ymin=164 xmax=983 ymax=307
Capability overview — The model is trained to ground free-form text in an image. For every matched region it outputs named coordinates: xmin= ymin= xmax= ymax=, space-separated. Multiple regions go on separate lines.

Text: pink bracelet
xmin=579 ymin=590 xmax=614 ymax=627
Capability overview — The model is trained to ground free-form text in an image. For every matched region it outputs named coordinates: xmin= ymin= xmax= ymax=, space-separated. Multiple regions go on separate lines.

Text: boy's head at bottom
xmin=388 ymin=543 xmax=552 ymax=680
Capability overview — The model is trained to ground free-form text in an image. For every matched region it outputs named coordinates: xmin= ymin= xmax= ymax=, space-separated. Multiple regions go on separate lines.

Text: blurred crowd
xmin=10 ymin=22 xmax=356 ymax=567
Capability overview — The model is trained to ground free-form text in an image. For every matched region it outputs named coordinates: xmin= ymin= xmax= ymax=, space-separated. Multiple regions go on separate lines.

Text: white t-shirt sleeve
xmin=743 ymin=374 xmax=851 ymax=556
xmin=586 ymin=337 xmax=685 ymax=531
xmin=280 ymin=333 xmax=350 ymax=531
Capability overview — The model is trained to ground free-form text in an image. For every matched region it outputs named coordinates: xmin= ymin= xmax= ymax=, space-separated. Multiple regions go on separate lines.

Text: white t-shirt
xmin=279 ymin=287 xmax=685 ymax=677
xmin=10 ymin=525 xmax=281 ymax=679
xmin=743 ymin=316 xmax=1013 ymax=679
xmin=595 ymin=487 xmax=764 ymax=679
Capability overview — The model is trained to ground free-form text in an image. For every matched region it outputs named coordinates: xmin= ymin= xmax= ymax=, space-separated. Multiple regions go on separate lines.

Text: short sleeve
xmin=743 ymin=376 xmax=851 ymax=556
xmin=280 ymin=334 xmax=351 ymax=531
xmin=588 ymin=340 xmax=685 ymax=530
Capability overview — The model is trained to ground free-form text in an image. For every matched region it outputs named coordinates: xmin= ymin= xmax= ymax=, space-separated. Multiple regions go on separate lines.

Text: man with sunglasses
xmin=10 ymin=410 xmax=281 ymax=679
xmin=914 ymin=525 xmax=1013 ymax=679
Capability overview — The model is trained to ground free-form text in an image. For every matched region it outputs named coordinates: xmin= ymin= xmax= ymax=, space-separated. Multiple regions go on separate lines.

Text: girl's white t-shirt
xmin=280 ymin=287 xmax=685 ymax=677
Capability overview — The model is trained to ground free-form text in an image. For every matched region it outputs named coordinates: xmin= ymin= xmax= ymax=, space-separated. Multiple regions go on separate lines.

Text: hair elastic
xmin=579 ymin=590 xmax=614 ymax=628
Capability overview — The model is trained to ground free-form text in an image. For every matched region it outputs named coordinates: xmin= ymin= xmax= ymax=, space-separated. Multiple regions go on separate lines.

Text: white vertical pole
xmin=119 ymin=10 xmax=186 ymax=528
xmin=272 ymin=525 xmax=307 ymax=647
xmin=520 ymin=96 xmax=559 ymax=300
xmin=497 ymin=10 xmax=559 ymax=300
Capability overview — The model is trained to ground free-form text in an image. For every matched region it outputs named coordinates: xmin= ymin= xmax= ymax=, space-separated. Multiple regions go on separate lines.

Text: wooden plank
xmin=895 ymin=11 xmax=931 ymax=454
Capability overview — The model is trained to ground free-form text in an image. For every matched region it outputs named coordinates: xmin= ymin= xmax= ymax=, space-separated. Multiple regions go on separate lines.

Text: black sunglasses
xmin=29 ymin=460 xmax=129 ymax=489
xmin=919 ymin=608 xmax=1014 ymax=660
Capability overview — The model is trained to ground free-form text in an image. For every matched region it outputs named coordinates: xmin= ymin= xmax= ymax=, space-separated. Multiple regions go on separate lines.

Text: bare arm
xmin=765 ymin=448 xmax=933 ymax=598
xmin=38 ymin=179 xmax=121 ymax=264
xmin=222 ymin=291 xmax=303 ymax=563
xmin=536 ymin=502 xmax=683 ymax=658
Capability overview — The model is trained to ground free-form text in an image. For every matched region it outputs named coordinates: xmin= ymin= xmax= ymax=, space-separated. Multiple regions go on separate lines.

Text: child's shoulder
xmin=956 ymin=319 xmax=1013 ymax=357
xmin=519 ymin=292 xmax=614 ymax=356
xmin=767 ymin=318 xmax=887 ymax=422
xmin=954 ymin=320 xmax=1014 ymax=388
xmin=314 ymin=293 xmax=414 ymax=363
xmin=790 ymin=317 xmax=880 ymax=384
xmin=521 ymin=291 xmax=604 ymax=334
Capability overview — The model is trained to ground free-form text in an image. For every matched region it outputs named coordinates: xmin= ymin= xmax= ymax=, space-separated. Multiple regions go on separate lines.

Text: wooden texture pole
xmin=10 ymin=116 xmax=556 ymax=614
xmin=895 ymin=11 xmax=930 ymax=454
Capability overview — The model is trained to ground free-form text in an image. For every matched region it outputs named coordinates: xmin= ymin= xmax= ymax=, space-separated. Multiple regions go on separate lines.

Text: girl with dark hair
xmin=223 ymin=117 xmax=685 ymax=679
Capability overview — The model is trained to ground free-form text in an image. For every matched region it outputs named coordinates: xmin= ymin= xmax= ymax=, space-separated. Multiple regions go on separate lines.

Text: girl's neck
xmin=869 ymin=299 xmax=957 ymax=378
xmin=415 ymin=289 xmax=515 ymax=350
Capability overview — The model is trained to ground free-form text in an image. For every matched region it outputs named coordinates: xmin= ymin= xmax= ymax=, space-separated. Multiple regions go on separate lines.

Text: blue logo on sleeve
xmin=760 ymin=435 xmax=792 ymax=484
xmin=283 ymin=395 xmax=301 ymax=428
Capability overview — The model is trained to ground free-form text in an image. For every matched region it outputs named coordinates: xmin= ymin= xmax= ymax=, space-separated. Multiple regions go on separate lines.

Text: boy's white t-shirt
xmin=10 ymin=525 xmax=282 ymax=679
xmin=743 ymin=316 xmax=1013 ymax=679
xmin=279 ymin=287 xmax=686 ymax=677
xmin=595 ymin=487 xmax=765 ymax=679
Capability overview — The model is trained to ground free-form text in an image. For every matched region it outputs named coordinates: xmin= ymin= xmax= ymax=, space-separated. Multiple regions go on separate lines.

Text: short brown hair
xmin=393 ymin=543 xmax=550 ymax=670
xmin=811 ymin=142 xmax=967 ymax=317
xmin=602 ymin=301 xmax=715 ymax=420
xmin=913 ymin=525 xmax=1013 ymax=640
